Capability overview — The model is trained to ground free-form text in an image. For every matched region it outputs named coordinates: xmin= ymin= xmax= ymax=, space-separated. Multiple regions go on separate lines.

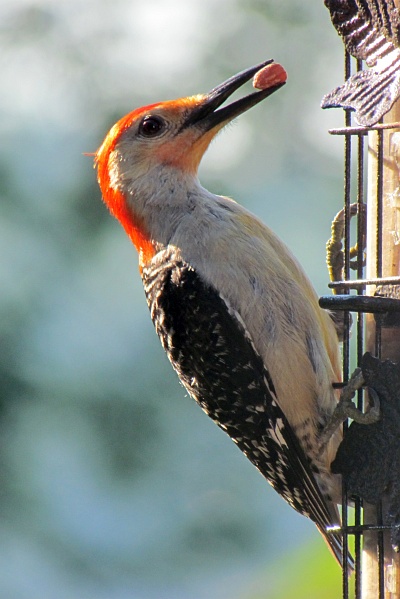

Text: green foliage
xmin=244 ymin=539 xmax=346 ymax=599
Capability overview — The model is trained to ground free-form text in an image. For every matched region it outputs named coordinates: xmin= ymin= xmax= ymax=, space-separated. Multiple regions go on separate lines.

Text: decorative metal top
xmin=322 ymin=0 xmax=400 ymax=125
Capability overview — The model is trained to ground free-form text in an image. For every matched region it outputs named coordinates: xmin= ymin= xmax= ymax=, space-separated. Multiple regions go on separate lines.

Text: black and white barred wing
xmin=142 ymin=249 xmax=344 ymax=566
xmin=322 ymin=0 xmax=400 ymax=125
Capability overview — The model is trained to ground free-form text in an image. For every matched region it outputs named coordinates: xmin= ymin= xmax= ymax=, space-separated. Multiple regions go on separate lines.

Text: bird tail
xmin=317 ymin=522 xmax=355 ymax=574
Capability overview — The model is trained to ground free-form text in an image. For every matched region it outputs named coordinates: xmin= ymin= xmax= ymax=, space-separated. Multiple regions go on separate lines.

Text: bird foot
xmin=319 ymin=367 xmax=380 ymax=453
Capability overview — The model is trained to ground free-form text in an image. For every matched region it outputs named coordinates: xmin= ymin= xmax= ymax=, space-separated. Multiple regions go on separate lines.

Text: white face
xmin=109 ymin=102 xmax=218 ymax=194
xmin=111 ymin=111 xmax=177 ymax=185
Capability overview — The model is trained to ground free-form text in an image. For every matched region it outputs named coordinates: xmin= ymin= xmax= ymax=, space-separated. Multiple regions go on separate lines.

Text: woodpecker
xmin=95 ymin=61 xmax=345 ymax=565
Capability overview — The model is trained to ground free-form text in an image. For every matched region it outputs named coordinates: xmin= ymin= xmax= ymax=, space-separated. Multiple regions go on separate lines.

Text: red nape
xmin=95 ymin=107 xmax=159 ymax=267
xmin=103 ymin=185 xmax=155 ymax=268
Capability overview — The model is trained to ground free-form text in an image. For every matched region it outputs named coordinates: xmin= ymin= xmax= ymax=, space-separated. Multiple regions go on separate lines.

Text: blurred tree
xmin=0 ymin=0 xmax=345 ymax=597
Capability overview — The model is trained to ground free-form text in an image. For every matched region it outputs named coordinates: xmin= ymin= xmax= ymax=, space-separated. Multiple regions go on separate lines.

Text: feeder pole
xmin=363 ymin=98 xmax=400 ymax=599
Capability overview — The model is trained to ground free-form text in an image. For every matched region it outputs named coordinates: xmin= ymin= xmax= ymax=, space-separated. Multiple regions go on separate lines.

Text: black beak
xmin=182 ymin=60 xmax=285 ymax=131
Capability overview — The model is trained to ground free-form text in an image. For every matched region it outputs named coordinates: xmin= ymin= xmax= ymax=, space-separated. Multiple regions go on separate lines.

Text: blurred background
xmin=1 ymin=1 xmax=347 ymax=597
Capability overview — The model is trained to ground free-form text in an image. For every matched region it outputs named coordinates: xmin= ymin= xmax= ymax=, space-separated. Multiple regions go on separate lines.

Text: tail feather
xmin=317 ymin=523 xmax=355 ymax=573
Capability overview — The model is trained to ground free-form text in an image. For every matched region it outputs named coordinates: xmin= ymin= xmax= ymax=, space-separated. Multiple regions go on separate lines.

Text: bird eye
xmin=139 ymin=116 xmax=165 ymax=137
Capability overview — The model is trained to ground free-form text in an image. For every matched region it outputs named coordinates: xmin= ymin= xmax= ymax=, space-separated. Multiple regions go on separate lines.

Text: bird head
xmin=95 ymin=60 xmax=285 ymax=264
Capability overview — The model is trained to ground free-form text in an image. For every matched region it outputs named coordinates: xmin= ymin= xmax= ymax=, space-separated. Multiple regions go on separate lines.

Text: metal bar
xmin=375 ymin=129 xmax=384 ymax=358
xmin=355 ymin=109 xmax=365 ymax=599
xmin=329 ymin=276 xmax=400 ymax=289
xmin=329 ymin=122 xmax=400 ymax=136
xmin=328 ymin=524 xmax=397 ymax=534
xmin=378 ymin=503 xmax=385 ymax=599
xmin=342 ymin=50 xmax=352 ymax=599
xmin=319 ymin=295 xmax=400 ymax=313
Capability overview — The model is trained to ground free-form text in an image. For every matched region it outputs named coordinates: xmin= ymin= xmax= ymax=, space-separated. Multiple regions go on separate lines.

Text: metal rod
xmin=319 ymin=295 xmax=400 ymax=313
xmin=355 ymin=100 xmax=365 ymax=598
xmin=328 ymin=524 xmax=398 ymax=534
xmin=329 ymin=276 xmax=400 ymax=288
xmin=329 ymin=122 xmax=400 ymax=136
xmin=342 ymin=50 xmax=352 ymax=599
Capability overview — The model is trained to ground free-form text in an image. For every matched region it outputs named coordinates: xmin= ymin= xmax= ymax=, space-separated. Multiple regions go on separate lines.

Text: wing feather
xmin=142 ymin=248 xmax=347 ymax=566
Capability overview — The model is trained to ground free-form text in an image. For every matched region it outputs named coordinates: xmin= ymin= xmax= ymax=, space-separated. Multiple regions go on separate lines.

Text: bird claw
xmin=319 ymin=367 xmax=381 ymax=454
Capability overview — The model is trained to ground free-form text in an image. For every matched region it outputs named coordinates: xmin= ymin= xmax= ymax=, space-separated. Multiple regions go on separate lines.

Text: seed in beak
xmin=253 ymin=63 xmax=287 ymax=90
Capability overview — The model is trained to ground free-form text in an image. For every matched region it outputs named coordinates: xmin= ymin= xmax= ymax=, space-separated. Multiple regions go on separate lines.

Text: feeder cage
xmin=319 ymin=43 xmax=400 ymax=599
